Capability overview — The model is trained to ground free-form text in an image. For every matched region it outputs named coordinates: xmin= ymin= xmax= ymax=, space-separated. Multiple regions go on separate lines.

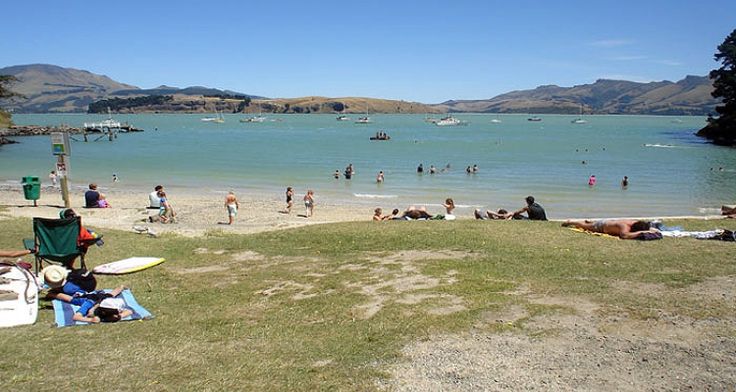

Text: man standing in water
xmin=621 ymin=176 xmax=629 ymax=189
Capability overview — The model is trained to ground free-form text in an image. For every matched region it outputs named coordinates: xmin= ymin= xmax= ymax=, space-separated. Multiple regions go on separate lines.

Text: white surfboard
xmin=0 ymin=265 xmax=39 ymax=328
xmin=93 ymin=257 xmax=166 ymax=275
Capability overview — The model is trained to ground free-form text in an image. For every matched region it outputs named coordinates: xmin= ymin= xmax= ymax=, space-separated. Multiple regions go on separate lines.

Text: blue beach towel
xmin=52 ymin=289 xmax=153 ymax=328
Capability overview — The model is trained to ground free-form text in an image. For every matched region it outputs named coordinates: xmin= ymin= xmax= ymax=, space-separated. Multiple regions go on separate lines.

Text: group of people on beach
xmin=147 ymin=185 xmax=175 ymax=223
xmin=84 ymin=183 xmax=111 ymax=208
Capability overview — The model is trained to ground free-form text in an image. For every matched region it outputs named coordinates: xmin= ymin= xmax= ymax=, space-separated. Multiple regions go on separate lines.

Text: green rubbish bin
xmin=21 ymin=176 xmax=41 ymax=206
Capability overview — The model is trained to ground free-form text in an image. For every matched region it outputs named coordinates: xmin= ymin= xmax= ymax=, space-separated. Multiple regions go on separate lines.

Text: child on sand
xmin=303 ymin=190 xmax=315 ymax=217
xmin=443 ymin=198 xmax=456 ymax=220
xmin=285 ymin=187 xmax=294 ymax=213
xmin=97 ymin=193 xmax=111 ymax=208
xmin=157 ymin=191 xmax=174 ymax=223
xmin=225 ymin=191 xmax=239 ymax=225
xmin=373 ymin=208 xmax=383 ymax=221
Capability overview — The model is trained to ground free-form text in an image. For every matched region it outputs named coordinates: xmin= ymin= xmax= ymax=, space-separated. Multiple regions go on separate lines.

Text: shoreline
xmin=0 ymin=187 xmax=728 ymax=238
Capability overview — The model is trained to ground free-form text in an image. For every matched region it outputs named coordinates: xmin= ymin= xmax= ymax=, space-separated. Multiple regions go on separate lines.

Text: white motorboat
xmin=355 ymin=116 xmax=372 ymax=124
xmin=435 ymin=116 xmax=468 ymax=126
xmin=336 ymin=115 xmax=350 ymax=121
xmin=240 ymin=115 xmax=267 ymax=123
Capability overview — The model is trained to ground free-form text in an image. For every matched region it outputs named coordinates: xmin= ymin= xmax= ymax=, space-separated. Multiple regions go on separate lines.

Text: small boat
xmin=571 ymin=104 xmax=587 ymax=124
xmin=490 ymin=116 xmax=502 ymax=124
xmin=370 ymin=131 xmax=391 ymax=141
xmin=671 ymin=118 xmax=684 ymax=124
xmin=527 ymin=116 xmax=542 ymax=122
xmin=355 ymin=116 xmax=372 ymax=124
xmin=201 ymin=109 xmax=225 ymax=123
xmin=435 ymin=116 xmax=468 ymax=126
xmin=336 ymin=115 xmax=350 ymax=121
xmin=240 ymin=115 xmax=267 ymax=123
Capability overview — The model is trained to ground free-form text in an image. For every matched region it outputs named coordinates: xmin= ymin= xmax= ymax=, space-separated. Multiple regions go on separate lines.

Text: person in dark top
xmin=417 ymin=163 xmax=424 ymax=174
xmin=84 ymin=183 xmax=100 ymax=208
xmin=510 ymin=196 xmax=547 ymax=220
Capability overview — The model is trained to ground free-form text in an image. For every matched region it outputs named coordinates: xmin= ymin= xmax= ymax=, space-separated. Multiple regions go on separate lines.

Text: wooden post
xmin=58 ymin=155 xmax=70 ymax=208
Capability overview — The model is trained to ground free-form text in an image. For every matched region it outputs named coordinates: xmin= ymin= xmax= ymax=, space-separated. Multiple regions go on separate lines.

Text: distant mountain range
xmin=438 ymin=76 xmax=719 ymax=115
xmin=0 ymin=64 xmax=261 ymax=113
xmin=0 ymin=64 xmax=720 ymax=115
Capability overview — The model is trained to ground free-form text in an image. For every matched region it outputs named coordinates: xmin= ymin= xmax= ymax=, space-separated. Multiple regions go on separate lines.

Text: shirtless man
xmin=562 ymin=219 xmax=659 ymax=239
xmin=224 ymin=191 xmax=239 ymax=225
xmin=722 ymin=205 xmax=736 ymax=218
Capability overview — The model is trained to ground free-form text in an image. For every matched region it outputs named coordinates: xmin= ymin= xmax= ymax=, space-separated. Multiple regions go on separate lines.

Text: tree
xmin=0 ymin=75 xmax=20 ymax=127
xmin=0 ymin=75 xmax=20 ymax=100
xmin=697 ymin=28 xmax=736 ymax=146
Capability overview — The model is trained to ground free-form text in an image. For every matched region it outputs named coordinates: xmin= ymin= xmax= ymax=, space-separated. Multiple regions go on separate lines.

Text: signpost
xmin=51 ymin=132 xmax=71 ymax=208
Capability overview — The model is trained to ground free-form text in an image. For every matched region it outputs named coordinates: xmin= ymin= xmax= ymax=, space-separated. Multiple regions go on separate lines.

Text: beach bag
xmin=636 ymin=232 xmax=663 ymax=241
xmin=67 ymin=268 xmax=97 ymax=292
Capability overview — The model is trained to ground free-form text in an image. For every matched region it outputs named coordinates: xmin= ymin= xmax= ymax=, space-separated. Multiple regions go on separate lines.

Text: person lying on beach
xmin=561 ymin=219 xmax=660 ymax=239
xmin=509 ymin=196 xmax=547 ymax=220
xmin=402 ymin=206 xmax=433 ymax=220
xmin=44 ymin=265 xmax=131 ymax=323
xmin=384 ymin=208 xmax=401 ymax=220
xmin=722 ymin=205 xmax=736 ymax=218
xmin=0 ymin=249 xmax=33 ymax=258
xmin=474 ymin=208 xmax=509 ymax=220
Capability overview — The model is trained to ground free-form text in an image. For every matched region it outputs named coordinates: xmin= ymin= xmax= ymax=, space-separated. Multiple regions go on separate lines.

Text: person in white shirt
xmin=149 ymin=185 xmax=163 ymax=209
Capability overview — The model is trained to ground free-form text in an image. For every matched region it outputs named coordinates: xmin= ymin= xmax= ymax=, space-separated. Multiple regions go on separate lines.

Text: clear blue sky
xmin=2 ymin=0 xmax=734 ymax=103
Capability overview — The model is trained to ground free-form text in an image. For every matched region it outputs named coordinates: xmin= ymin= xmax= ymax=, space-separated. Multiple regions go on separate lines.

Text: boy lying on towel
xmin=43 ymin=265 xmax=131 ymax=323
xmin=562 ymin=219 xmax=662 ymax=240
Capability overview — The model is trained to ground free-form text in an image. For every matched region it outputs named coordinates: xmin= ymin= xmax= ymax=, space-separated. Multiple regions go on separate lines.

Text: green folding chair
xmin=24 ymin=216 xmax=87 ymax=274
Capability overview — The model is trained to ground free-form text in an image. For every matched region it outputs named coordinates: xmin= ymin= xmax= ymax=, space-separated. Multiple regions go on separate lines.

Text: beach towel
xmin=568 ymin=227 xmax=620 ymax=239
xmin=52 ymin=289 xmax=153 ymax=328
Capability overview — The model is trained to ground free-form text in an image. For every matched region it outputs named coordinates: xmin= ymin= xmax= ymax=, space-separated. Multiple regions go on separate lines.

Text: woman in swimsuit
xmin=285 ymin=187 xmax=294 ymax=213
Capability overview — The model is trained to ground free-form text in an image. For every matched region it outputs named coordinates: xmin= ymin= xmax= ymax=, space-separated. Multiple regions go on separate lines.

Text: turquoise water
xmin=2 ymin=113 xmax=735 ymax=218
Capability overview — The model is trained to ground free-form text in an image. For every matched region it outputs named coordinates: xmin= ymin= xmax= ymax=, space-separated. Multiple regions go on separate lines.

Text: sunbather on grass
xmin=562 ymin=219 xmax=659 ymax=239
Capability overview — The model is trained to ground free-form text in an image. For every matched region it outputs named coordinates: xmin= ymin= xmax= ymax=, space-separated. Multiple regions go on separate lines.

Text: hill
xmin=0 ymin=64 xmax=260 ymax=113
xmin=436 ymin=76 xmax=719 ymax=115
xmin=0 ymin=64 xmax=720 ymax=115
xmin=87 ymin=95 xmax=439 ymax=114
xmin=0 ymin=64 xmax=136 ymax=113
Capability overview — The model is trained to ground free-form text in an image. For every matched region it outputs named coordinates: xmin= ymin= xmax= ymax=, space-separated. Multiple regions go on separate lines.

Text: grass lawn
xmin=1 ymin=216 xmax=735 ymax=391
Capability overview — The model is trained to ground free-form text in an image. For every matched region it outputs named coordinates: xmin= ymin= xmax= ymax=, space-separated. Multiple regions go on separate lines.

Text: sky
xmin=2 ymin=0 xmax=735 ymax=103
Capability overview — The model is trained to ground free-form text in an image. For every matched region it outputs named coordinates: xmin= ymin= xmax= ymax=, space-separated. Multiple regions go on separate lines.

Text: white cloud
xmin=652 ymin=59 xmax=682 ymax=66
xmin=607 ymin=55 xmax=648 ymax=61
xmin=589 ymin=39 xmax=633 ymax=47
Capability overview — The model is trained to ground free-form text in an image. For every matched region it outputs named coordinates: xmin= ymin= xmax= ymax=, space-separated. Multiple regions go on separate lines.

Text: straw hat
xmin=42 ymin=265 xmax=68 ymax=288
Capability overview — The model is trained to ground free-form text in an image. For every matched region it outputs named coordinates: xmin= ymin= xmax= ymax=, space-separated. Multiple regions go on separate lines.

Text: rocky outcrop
xmin=0 ymin=125 xmax=82 ymax=136
xmin=0 ymin=136 xmax=19 ymax=146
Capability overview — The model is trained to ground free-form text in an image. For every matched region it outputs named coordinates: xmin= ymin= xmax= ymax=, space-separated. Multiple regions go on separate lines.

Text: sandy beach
xmin=2 ymin=184 xmax=729 ymax=237
xmin=0 ymin=185 xmax=375 ymax=236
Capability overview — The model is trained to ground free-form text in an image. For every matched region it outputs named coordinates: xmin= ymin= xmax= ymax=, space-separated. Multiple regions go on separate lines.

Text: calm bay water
xmin=2 ymin=113 xmax=734 ymax=219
